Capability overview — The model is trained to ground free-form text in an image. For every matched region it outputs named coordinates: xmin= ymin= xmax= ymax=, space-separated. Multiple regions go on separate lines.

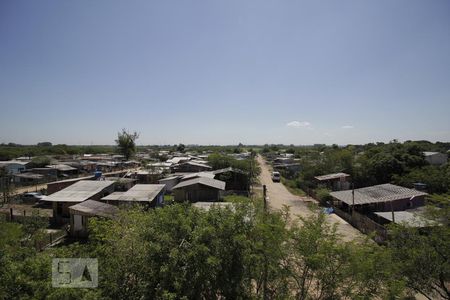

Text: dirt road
xmin=256 ymin=155 xmax=363 ymax=241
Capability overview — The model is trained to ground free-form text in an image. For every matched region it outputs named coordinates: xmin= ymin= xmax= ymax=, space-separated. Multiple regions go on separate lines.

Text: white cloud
xmin=286 ymin=121 xmax=311 ymax=128
xmin=341 ymin=125 xmax=354 ymax=129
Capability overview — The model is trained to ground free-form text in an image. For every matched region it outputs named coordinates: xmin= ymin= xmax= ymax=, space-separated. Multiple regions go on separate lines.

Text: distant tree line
xmin=0 ymin=143 xmax=116 ymax=161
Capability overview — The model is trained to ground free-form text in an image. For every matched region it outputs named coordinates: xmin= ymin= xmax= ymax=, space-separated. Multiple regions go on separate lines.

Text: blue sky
xmin=1 ymin=0 xmax=449 ymax=145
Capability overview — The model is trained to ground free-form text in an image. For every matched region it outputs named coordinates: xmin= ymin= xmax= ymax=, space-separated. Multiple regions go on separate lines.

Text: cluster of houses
xmin=263 ymin=149 xmax=448 ymax=239
xmin=34 ymin=152 xmax=250 ymax=238
xmin=315 ymin=171 xmax=434 ymax=241
xmin=0 ymin=154 xmax=140 ymax=184
xmin=266 ymin=152 xmax=301 ymax=176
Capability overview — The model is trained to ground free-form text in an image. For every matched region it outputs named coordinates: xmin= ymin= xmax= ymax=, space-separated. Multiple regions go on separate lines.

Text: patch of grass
xmin=281 ymin=177 xmax=306 ymax=196
xmin=224 ymin=195 xmax=251 ymax=203
xmin=164 ymin=195 xmax=174 ymax=203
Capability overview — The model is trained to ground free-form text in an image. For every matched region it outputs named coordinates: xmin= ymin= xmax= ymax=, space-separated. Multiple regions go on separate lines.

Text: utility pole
xmin=249 ymin=152 xmax=254 ymax=197
xmin=390 ymin=200 xmax=395 ymax=223
xmin=262 ymin=184 xmax=269 ymax=300
xmin=351 ymin=182 xmax=355 ymax=217
xmin=263 ymin=184 xmax=267 ymax=211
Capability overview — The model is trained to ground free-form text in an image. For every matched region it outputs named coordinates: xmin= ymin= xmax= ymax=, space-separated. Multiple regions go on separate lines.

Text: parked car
xmin=22 ymin=192 xmax=44 ymax=203
xmin=271 ymin=171 xmax=281 ymax=182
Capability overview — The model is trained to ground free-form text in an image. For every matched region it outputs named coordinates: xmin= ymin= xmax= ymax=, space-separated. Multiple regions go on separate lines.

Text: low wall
xmin=333 ymin=206 xmax=387 ymax=243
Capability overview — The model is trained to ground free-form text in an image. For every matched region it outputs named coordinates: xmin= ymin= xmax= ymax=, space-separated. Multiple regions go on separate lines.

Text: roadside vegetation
xmin=281 ymin=177 xmax=306 ymax=196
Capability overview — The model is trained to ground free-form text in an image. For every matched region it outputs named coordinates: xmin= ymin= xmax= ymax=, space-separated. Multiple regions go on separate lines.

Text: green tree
xmin=176 ymin=143 xmax=185 ymax=153
xmin=389 ymin=223 xmax=450 ymax=299
xmin=28 ymin=156 xmax=51 ymax=168
xmin=115 ymin=129 xmax=139 ymax=160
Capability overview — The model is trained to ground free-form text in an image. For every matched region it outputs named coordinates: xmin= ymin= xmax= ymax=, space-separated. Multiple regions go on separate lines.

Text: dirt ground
xmin=256 ymin=155 xmax=364 ymax=242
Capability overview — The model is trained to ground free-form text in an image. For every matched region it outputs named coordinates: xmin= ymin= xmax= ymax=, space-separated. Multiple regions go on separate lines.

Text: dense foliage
xmin=1 ymin=199 xmax=448 ymax=299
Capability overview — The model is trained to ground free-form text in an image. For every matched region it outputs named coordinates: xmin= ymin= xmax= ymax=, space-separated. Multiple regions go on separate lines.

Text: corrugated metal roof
xmin=167 ymin=157 xmax=190 ymax=164
xmin=330 ymin=184 xmax=428 ymax=206
xmin=374 ymin=211 xmax=433 ymax=227
xmin=212 ymin=167 xmax=247 ymax=175
xmin=100 ymin=192 xmax=125 ymax=200
xmin=46 ymin=164 xmax=78 ymax=172
xmin=101 ymin=184 xmax=165 ymax=202
xmin=42 ymin=180 xmax=115 ymax=202
xmin=176 ymin=161 xmax=212 ymax=169
xmin=159 ymin=175 xmax=182 ymax=182
xmin=0 ymin=160 xmax=30 ymax=166
xmin=181 ymin=172 xmax=215 ymax=181
xmin=69 ymin=200 xmax=118 ymax=218
xmin=14 ymin=173 xmax=44 ymax=179
xmin=172 ymin=177 xmax=226 ymax=190
xmin=423 ymin=151 xmax=441 ymax=156
xmin=315 ymin=172 xmax=350 ymax=181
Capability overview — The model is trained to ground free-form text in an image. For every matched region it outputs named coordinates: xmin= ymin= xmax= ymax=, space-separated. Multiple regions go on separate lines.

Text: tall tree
xmin=115 ymin=129 xmax=139 ymax=160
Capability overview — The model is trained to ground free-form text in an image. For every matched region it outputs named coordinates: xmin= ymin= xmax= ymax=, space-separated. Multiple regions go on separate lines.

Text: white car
xmin=271 ymin=171 xmax=281 ymax=182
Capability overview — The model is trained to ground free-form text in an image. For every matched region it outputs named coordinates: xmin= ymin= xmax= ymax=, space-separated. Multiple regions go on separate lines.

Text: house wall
xmin=3 ymin=163 xmax=27 ymax=175
xmin=338 ymin=195 xmax=426 ymax=213
xmin=159 ymin=178 xmax=180 ymax=193
xmin=173 ymin=184 xmax=221 ymax=202
xmin=51 ymin=185 xmax=115 ymax=223
xmin=425 ymin=153 xmax=448 ymax=165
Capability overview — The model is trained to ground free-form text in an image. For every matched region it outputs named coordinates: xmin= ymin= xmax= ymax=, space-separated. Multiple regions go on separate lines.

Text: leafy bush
xmin=315 ymin=188 xmax=332 ymax=205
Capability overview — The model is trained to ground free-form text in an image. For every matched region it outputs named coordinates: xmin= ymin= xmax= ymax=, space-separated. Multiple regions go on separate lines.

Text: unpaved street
xmin=257 ymin=155 xmax=363 ymax=241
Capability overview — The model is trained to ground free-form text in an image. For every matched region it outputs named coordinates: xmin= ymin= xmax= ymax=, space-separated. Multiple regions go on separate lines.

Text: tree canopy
xmin=115 ymin=129 xmax=139 ymax=160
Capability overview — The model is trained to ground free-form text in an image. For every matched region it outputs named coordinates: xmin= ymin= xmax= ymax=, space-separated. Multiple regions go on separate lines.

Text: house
xmin=158 ymin=175 xmax=182 ymax=193
xmin=273 ymin=157 xmax=294 ymax=164
xmin=272 ymin=156 xmax=301 ymax=175
xmin=0 ymin=160 xmax=30 ymax=175
xmin=158 ymin=172 xmax=214 ymax=193
xmin=180 ymin=172 xmax=215 ymax=181
xmin=47 ymin=175 xmax=99 ymax=194
xmin=69 ymin=200 xmax=119 ymax=238
xmin=104 ymin=177 xmax=136 ymax=191
xmin=423 ymin=151 xmax=448 ymax=165
xmin=46 ymin=164 xmax=79 ymax=177
xmin=212 ymin=167 xmax=249 ymax=192
xmin=172 ymin=177 xmax=225 ymax=202
xmin=167 ymin=157 xmax=190 ymax=165
xmin=42 ymin=180 xmax=116 ymax=223
xmin=315 ymin=172 xmax=350 ymax=191
xmin=13 ymin=172 xmax=44 ymax=184
xmin=101 ymin=184 xmax=166 ymax=207
xmin=330 ymin=184 xmax=427 ymax=213
xmin=127 ymin=170 xmax=163 ymax=184
xmin=29 ymin=167 xmax=58 ymax=178
xmin=170 ymin=161 xmax=212 ymax=173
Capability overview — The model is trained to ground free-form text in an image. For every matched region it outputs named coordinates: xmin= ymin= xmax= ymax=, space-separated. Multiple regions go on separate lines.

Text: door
xmin=73 ymin=214 xmax=83 ymax=231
